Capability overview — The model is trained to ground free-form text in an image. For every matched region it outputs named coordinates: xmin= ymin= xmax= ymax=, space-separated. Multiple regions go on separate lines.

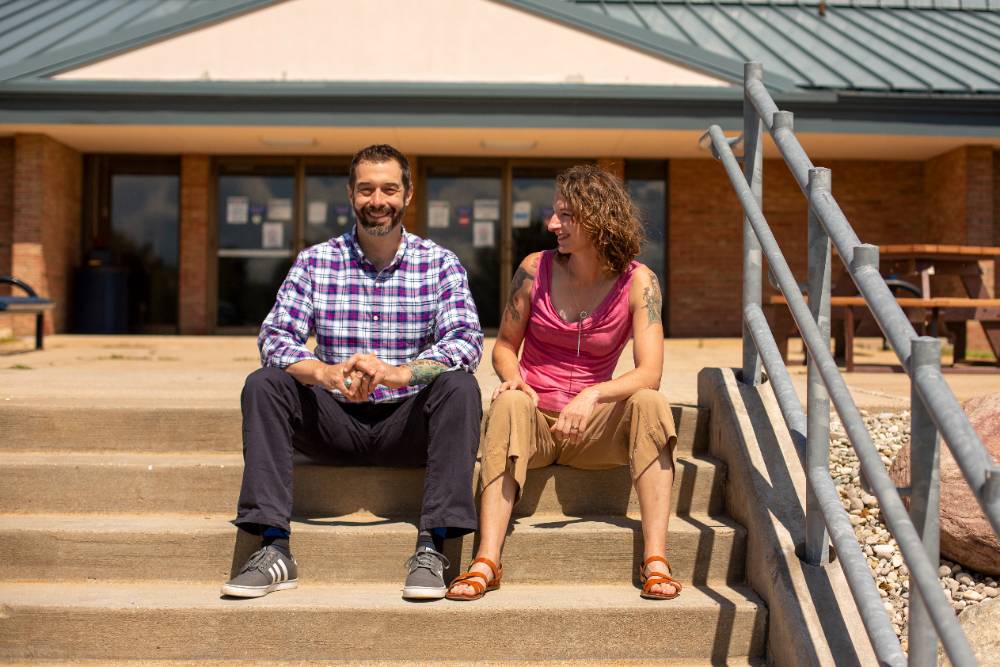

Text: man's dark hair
xmin=349 ymin=144 xmax=412 ymax=193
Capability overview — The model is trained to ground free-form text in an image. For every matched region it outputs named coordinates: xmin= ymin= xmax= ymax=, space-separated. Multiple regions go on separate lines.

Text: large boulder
xmin=939 ymin=599 xmax=1000 ymax=666
xmin=889 ymin=393 xmax=1000 ymax=575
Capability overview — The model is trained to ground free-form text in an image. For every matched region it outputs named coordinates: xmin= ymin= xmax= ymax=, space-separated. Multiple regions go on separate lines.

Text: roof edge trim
xmin=0 ymin=0 xmax=281 ymax=82
xmin=0 ymin=78 xmax=834 ymax=101
xmin=499 ymin=0 xmax=800 ymax=92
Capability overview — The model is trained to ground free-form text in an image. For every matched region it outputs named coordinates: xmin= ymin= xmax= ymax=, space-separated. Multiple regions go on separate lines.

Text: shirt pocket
xmin=393 ymin=287 xmax=438 ymax=339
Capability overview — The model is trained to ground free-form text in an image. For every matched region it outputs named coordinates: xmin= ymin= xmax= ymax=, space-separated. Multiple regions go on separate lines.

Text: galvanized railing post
xmin=851 ymin=243 xmax=881 ymax=498
xmin=908 ymin=336 xmax=942 ymax=667
xmin=805 ymin=164 xmax=832 ymax=565
xmin=742 ymin=62 xmax=764 ymax=385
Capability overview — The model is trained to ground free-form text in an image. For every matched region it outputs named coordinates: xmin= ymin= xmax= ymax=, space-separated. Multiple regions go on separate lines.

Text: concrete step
xmin=1 ymin=452 xmax=726 ymax=516
xmin=0 ymin=660 xmax=765 ymax=666
xmin=0 ymin=403 xmax=709 ymax=456
xmin=0 ymin=582 xmax=767 ymax=662
xmin=0 ymin=512 xmax=745 ymax=586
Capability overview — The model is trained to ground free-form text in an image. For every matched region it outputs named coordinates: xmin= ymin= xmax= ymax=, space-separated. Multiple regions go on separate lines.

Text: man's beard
xmin=355 ymin=203 xmax=405 ymax=237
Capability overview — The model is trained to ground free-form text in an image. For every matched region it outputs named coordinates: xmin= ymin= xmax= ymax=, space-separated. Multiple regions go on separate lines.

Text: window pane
xmin=110 ymin=174 xmax=179 ymax=328
xmin=629 ymin=178 xmax=666 ymax=287
xmin=512 ymin=168 xmax=559 ymax=264
xmin=424 ymin=168 xmax=502 ymax=328
xmin=217 ymin=175 xmax=295 ymax=251
xmin=304 ymin=172 xmax=352 ymax=246
xmin=217 ymin=256 xmax=292 ymax=328
xmin=217 ymin=173 xmax=295 ymax=327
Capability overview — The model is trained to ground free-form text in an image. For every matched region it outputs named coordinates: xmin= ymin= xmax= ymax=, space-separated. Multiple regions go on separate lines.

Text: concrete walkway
xmin=2 ymin=335 xmax=998 ymax=410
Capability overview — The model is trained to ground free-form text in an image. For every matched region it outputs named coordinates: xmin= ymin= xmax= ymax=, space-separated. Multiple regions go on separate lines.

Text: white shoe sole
xmin=221 ymin=579 xmax=299 ymax=598
xmin=402 ymin=585 xmax=447 ymax=600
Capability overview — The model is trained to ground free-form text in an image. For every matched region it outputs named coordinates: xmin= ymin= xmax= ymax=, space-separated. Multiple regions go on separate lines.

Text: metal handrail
xmin=704 ymin=62 xmax=1000 ymax=667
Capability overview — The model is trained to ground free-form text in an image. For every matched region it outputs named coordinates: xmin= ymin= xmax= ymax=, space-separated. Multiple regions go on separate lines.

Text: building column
xmin=597 ymin=158 xmax=625 ymax=181
xmin=925 ymin=145 xmax=994 ymax=245
xmin=402 ymin=154 xmax=420 ymax=234
xmin=0 ymin=139 xmax=12 ymax=337
xmin=8 ymin=134 xmax=82 ymax=335
xmin=924 ymin=145 xmax=997 ymax=354
xmin=179 ymin=155 xmax=213 ymax=334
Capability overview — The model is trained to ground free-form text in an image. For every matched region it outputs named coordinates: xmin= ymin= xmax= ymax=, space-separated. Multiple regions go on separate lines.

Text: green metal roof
xmin=0 ymin=0 xmax=997 ymax=134
xmin=0 ymin=0 xmax=277 ymax=81
xmin=558 ymin=0 xmax=1000 ymax=93
xmin=1 ymin=0 xmax=997 ymax=95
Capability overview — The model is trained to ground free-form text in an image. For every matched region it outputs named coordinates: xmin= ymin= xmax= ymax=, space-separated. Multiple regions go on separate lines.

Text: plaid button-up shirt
xmin=259 ymin=227 xmax=483 ymax=403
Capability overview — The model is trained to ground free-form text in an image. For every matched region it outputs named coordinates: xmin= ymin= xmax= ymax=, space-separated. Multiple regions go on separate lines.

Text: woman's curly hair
xmin=555 ymin=164 xmax=644 ymax=274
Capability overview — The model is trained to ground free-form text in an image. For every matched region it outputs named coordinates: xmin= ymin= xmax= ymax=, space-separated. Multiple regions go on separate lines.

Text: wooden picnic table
xmin=875 ymin=244 xmax=1000 ymax=363
xmin=766 ymin=244 xmax=1000 ymax=370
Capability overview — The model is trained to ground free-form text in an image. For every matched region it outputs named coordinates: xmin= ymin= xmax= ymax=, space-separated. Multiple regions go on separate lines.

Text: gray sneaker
xmin=221 ymin=545 xmax=298 ymax=598
xmin=402 ymin=547 xmax=450 ymax=600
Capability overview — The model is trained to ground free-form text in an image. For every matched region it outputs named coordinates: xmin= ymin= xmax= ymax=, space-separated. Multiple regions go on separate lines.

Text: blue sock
xmin=262 ymin=526 xmax=291 ymax=558
xmin=431 ymin=527 xmax=448 ymax=552
xmin=416 ymin=528 xmax=448 ymax=553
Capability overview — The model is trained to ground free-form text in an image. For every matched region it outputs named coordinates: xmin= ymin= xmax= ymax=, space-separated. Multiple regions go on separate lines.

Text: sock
xmin=416 ymin=528 xmax=447 ymax=553
xmin=262 ymin=526 xmax=291 ymax=558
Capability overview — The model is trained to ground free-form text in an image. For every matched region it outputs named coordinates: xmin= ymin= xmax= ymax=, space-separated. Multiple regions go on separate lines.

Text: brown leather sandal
xmin=445 ymin=556 xmax=502 ymax=601
xmin=640 ymin=555 xmax=682 ymax=600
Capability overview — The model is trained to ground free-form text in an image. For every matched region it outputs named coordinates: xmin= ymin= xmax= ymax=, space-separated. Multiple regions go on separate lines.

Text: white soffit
xmin=54 ymin=0 xmax=730 ymax=87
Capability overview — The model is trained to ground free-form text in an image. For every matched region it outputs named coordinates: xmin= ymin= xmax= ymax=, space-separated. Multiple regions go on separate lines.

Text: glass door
xmin=423 ymin=164 xmax=503 ymax=328
xmin=511 ymin=165 xmax=568 ymax=266
xmin=84 ymin=155 xmax=180 ymax=333
xmin=304 ymin=166 xmax=353 ymax=247
xmin=216 ymin=166 xmax=296 ymax=327
xmin=110 ymin=173 xmax=180 ymax=330
xmin=625 ymin=161 xmax=668 ymax=329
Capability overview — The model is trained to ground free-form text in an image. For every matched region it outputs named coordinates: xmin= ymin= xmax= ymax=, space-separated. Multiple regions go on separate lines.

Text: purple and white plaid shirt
xmin=259 ymin=227 xmax=483 ymax=403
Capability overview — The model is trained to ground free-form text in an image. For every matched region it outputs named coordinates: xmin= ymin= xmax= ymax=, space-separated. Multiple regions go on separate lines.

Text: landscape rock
xmin=889 ymin=393 xmax=1000 ymax=575
xmin=939 ymin=599 xmax=1000 ymax=666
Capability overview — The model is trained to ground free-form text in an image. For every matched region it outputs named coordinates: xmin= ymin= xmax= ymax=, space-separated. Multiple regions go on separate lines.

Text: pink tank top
xmin=520 ymin=251 xmax=637 ymax=412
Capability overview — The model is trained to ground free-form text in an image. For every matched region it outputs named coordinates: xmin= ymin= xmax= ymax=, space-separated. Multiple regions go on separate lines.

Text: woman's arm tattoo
xmin=642 ymin=271 xmax=663 ymax=327
xmin=504 ymin=265 xmax=534 ymax=322
xmin=404 ymin=359 xmax=449 ymax=385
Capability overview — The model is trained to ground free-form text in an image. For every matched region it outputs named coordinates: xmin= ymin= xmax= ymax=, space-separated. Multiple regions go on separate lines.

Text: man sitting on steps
xmin=222 ymin=144 xmax=484 ymax=601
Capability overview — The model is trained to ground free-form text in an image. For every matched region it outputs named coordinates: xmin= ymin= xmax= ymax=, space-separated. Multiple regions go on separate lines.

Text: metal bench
xmin=0 ymin=276 xmax=54 ymax=350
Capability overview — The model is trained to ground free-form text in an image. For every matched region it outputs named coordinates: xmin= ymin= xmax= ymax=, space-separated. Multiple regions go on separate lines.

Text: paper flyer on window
xmin=226 ymin=196 xmax=249 ymax=224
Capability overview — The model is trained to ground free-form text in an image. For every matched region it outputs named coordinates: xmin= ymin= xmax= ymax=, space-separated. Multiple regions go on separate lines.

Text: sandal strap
xmin=470 ymin=556 xmax=501 ymax=581
xmin=447 ymin=572 xmax=486 ymax=594
xmin=642 ymin=555 xmax=669 ymax=569
xmin=640 ymin=556 xmax=672 ymax=581
xmin=642 ymin=573 xmax=683 ymax=595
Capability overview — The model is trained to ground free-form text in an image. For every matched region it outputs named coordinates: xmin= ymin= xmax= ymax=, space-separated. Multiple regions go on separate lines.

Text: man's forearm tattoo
xmin=504 ymin=266 xmax=534 ymax=322
xmin=642 ymin=271 xmax=663 ymax=327
xmin=404 ymin=359 xmax=449 ymax=385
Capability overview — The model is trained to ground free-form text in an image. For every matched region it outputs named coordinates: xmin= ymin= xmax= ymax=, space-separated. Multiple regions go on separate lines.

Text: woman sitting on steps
xmin=446 ymin=164 xmax=680 ymax=602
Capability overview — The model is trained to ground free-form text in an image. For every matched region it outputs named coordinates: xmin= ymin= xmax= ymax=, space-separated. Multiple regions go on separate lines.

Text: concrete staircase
xmin=0 ymin=402 xmax=767 ymax=664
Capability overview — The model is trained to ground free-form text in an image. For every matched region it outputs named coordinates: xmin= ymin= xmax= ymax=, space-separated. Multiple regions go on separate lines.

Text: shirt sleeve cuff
xmin=265 ymin=347 xmax=317 ymax=369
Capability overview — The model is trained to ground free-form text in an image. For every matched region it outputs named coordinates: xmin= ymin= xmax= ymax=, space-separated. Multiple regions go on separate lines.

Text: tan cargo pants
xmin=479 ymin=387 xmax=677 ymax=499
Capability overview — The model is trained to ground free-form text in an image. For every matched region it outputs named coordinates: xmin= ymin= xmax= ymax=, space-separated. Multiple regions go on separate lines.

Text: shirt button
xmin=373 ymin=314 xmax=380 ymax=321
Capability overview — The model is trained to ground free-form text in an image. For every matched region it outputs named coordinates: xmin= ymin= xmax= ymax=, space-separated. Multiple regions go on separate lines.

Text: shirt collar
xmin=346 ymin=225 xmax=409 ymax=273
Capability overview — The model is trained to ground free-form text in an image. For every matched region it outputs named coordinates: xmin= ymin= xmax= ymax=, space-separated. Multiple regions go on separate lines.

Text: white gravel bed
xmin=829 ymin=409 xmax=999 ymax=652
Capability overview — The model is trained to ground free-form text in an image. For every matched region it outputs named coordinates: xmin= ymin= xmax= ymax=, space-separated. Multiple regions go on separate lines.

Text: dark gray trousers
xmin=234 ymin=367 xmax=482 ymax=534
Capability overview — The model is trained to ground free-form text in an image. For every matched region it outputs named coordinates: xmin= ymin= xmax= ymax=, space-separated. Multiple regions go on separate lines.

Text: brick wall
xmin=179 ymin=155 xmax=212 ymax=334
xmin=995 ymin=150 xmax=1000 ymax=296
xmin=668 ymin=158 xmax=928 ymax=337
xmin=0 ymin=138 xmax=12 ymax=336
xmin=923 ymin=146 xmax=997 ymax=353
xmin=7 ymin=134 xmax=82 ymax=334
xmin=924 ymin=145 xmax=995 ymax=245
